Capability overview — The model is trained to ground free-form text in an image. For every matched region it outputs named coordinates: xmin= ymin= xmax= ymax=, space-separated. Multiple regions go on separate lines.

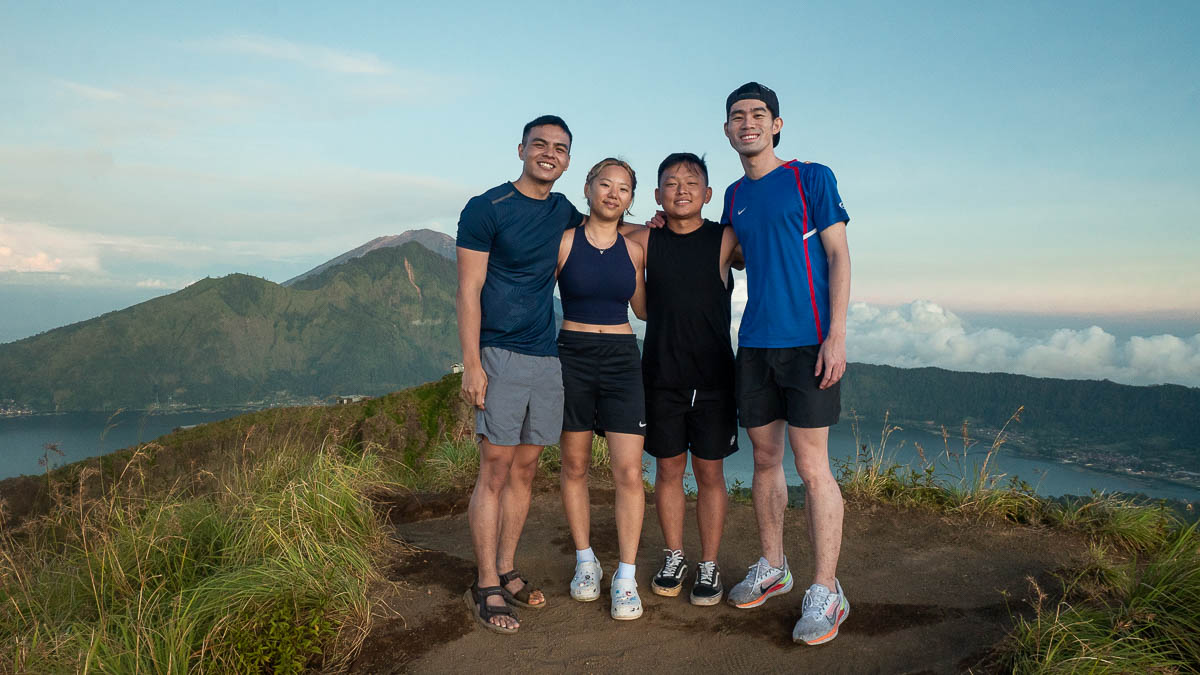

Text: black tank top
xmin=558 ymin=225 xmax=636 ymax=325
xmin=642 ymin=220 xmax=735 ymax=389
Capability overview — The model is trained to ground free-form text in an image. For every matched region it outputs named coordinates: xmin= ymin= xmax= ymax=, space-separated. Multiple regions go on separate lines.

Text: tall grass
xmin=836 ymin=409 xmax=1195 ymax=672
xmin=837 ymin=409 xmax=1176 ymax=552
xmin=1001 ymin=523 xmax=1200 ymax=673
xmin=0 ymin=443 xmax=390 ymax=673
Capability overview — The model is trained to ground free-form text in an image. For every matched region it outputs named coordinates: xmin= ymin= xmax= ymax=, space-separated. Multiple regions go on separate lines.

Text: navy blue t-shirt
xmin=456 ymin=182 xmax=584 ymax=356
xmin=721 ymin=161 xmax=849 ymax=347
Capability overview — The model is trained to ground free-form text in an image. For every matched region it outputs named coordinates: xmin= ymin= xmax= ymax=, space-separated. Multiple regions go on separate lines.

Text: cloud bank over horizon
xmin=844 ymin=300 xmax=1200 ymax=388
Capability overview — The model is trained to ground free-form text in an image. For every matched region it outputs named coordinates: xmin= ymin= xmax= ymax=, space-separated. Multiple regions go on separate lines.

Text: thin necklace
xmin=584 ymin=224 xmax=618 ymax=254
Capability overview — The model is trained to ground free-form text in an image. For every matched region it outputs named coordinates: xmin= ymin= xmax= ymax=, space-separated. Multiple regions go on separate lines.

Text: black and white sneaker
xmin=690 ymin=560 xmax=723 ymax=606
xmin=651 ymin=549 xmax=688 ymax=597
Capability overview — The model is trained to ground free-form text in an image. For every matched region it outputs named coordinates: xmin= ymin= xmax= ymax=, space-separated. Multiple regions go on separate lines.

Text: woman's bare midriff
xmin=560 ymin=320 xmax=634 ymax=334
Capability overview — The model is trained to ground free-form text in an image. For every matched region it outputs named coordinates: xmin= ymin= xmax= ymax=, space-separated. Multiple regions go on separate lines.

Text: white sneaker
xmin=570 ymin=560 xmax=603 ymax=602
xmin=793 ymin=578 xmax=850 ymax=645
xmin=610 ymin=577 xmax=643 ymax=620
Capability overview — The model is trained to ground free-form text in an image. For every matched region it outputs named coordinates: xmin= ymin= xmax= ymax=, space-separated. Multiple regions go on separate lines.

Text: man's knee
xmin=752 ymin=444 xmax=784 ymax=472
xmin=478 ymin=445 xmax=515 ymax=492
xmin=509 ymin=457 xmax=538 ymax=486
xmin=655 ymin=455 xmax=687 ymax=483
xmin=693 ymin=460 xmax=726 ymax=491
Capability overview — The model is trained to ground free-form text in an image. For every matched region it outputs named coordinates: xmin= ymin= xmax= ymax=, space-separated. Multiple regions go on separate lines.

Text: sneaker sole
xmin=689 ymin=590 xmax=723 ymax=606
xmin=730 ymin=577 xmax=794 ymax=609
xmin=795 ymin=603 xmax=850 ymax=645
xmin=651 ymin=580 xmax=683 ymax=597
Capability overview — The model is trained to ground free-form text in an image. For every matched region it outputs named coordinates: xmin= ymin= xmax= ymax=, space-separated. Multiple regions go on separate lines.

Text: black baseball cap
xmin=726 ymin=82 xmax=781 ymax=147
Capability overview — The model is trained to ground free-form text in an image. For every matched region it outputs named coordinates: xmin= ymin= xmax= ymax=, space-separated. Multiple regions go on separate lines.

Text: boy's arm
xmin=720 ymin=225 xmax=744 ymax=273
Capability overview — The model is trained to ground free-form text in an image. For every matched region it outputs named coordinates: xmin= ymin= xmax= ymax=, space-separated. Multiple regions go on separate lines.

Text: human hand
xmin=461 ymin=365 xmax=488 ymax=409
xmin=646 ymin=210 xmax=667 ymax=229
xmin=815 ymin=332 xmax=846 ymax=390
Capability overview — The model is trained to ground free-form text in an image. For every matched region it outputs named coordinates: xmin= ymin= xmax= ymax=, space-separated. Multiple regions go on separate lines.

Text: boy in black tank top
xmin=625 ymin=153 xmax=743 ymax=606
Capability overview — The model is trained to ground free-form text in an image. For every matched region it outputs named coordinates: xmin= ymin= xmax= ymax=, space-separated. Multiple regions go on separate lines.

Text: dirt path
xmin=353 ymin=486 xmax=1083 ymax=674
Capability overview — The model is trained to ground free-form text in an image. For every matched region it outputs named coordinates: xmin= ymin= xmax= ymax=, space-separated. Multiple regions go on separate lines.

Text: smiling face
xmin=584 ymin=163 xmax=635 ymax=220
xmin=655 ymin=162 xmax=712 ymax=220
xmin=724 ymin=98 xmax=782 ymax=157
xmin=518 ymin=124 xmax=571 ymax=185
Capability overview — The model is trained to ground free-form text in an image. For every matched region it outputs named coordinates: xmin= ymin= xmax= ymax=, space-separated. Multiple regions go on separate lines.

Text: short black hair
xmin=522 ymin=115 xmax=572 ymax=148
xmin=657 ymin=152 xmax=709 ymax=186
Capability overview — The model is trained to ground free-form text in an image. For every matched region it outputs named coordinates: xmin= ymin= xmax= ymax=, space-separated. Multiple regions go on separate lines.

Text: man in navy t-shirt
xmin=718 ymin=82 xmax=853 ymax=646
xmin=456 ymin=115 xmax=583 ymax=634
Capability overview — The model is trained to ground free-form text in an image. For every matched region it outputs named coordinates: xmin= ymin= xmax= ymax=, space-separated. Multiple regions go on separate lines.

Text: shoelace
xmin=696 ymin=561 xmax=717 ymax=586
xmin=661 ymin=549 xmax=684 ymax=576
xmin=748 ymin=558 xmax=778 ymax=586
xmin=802 ymin=584 xmax=832 ymax=613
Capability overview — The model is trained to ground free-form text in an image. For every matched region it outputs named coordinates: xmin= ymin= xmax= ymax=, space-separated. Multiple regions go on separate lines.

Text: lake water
xmin=3 ymin=411 xmax=1197 ymax=505
xmin=0 ymin=410 xmax=246 ymax=479
xmin=650 ymin=423 xmax=1200 ymax=504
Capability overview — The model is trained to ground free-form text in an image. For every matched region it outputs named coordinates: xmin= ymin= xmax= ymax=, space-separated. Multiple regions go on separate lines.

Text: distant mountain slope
xmin=0 ymin=242 xmax=460 ymax=411
xmin=842 ymin=363 xmax=1200 ymax=466
xmin=284 ymin=229 xmax=454 ymax=286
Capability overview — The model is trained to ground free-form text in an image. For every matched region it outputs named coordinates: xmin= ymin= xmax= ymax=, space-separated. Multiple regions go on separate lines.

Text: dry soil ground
xmin=352 ymin=486 xmax=1084 ymax=674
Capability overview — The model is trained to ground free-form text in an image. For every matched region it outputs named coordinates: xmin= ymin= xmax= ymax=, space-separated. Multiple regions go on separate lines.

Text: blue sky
xmin=1 ymin=1 xmax=1198 ymax=383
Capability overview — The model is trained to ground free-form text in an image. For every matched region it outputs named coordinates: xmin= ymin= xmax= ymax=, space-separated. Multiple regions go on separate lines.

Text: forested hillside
xmin=0 ymin=242 xmax=460 ymax=411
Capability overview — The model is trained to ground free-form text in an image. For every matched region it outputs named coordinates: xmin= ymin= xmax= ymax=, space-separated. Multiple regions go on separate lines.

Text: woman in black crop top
xmin=554 ymin=158 xmax=648 ymax=620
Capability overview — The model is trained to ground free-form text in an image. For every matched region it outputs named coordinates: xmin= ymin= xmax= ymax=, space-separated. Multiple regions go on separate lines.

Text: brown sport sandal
xmin=498 ymin=569 xmax=546 ymax=609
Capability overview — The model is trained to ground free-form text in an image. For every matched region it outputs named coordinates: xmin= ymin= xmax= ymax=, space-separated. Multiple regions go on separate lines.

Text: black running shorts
xmin=558 ymin=330 xmax=646 ymax=436
xmin=644 ymin=387 xmax=739 ymax=461
xmin=735 ymin=346 xmax=841 ymax=429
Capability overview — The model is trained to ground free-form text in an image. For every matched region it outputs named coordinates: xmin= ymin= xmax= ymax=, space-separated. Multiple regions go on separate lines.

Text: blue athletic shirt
xmin=720 ymin=161 xmax=849 ymax=348
xmin=456 ymin=182 xmax=584 ymax=356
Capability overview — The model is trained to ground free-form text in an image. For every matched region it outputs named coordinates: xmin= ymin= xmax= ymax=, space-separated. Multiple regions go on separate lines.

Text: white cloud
xmin=0 ymin=218 xmax=212 ymax=282
xmin=135 ymin=278 xmax=170 ymax=288
xmin=204 ymin=33 xmax=393 ymax=74
xmin=843 ymin=300 xmax=1200 ymax=387
xmin=59 ymin=80 xmax=122 ymax=101
xmin=0 ymin=220 xmax=102 ymax=273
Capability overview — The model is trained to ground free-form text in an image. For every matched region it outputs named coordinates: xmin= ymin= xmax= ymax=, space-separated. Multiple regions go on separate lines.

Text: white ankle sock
xmin=616 ymin=562 xmax=636 ymax=580
xmin=576 ymin=547 xmax=597 ymax=563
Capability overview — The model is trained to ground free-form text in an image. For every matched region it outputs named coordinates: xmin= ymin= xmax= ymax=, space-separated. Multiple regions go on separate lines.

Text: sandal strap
xmin=498 ymin=569 xmax=524 ymax=585
xmin=473 ymin=584 xmax=516 ymax=618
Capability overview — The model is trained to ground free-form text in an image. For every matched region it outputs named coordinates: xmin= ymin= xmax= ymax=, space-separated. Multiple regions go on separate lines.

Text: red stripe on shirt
xmin=785 ymin=161 xmax=823 ymax=343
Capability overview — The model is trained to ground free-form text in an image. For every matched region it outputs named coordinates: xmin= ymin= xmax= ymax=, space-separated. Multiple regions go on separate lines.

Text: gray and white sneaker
xmin=610 ymin=578 xmax=643 ymax=620
xmin=727 ymin=556 xmax=793 ymax=609
xmin=570 ymin=560 xmax=603 ymax=602
xmin=792 ymin=578 xmax=850 ymax=645
xmin=651 ymin=549 xmax=688 ymax=597
xmin=689 ymin=560 xmax=723 ymax=606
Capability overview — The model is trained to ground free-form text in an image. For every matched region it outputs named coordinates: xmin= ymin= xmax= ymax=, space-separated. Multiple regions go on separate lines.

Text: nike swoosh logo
xmin=638 ymin=422 xmax=647 ymax=428
xmin=737 ymin=207 xmax=746 ymax=215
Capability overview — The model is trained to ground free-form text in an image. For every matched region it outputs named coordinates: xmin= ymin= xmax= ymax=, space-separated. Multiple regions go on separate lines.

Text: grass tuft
xmin=0 ymin=443 xmax=390 ymax=673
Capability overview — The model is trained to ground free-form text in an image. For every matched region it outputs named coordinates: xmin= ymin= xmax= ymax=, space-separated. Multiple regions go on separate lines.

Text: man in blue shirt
xmin=456 ymin=115 xmax=583 ymax=634
xmin=719 ymin=83 xmax=853 ymax=646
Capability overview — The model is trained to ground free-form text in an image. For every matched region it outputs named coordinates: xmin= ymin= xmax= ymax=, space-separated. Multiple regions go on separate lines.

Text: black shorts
xmin=644 ymin=387 xmax=739 ymax=461
xmin=558 ymin=330 xmax=645 ymax=436
xmin=735 ymin=346 xmax=841 ymax=429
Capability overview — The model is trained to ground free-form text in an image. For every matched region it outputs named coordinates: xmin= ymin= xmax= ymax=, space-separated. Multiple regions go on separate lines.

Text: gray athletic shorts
xmin=475 ymin=346 xmax=564 ymax=447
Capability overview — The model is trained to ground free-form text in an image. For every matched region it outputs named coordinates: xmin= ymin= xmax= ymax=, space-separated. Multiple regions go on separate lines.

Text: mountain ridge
xmin=283 ymin=228 xmax=454 ymax=286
